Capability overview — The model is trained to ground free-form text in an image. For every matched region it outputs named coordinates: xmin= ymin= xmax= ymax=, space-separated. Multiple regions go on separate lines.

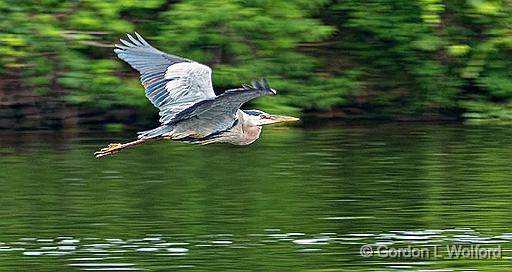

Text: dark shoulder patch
xmin=243 ymin=110 xmax=263 ymax=116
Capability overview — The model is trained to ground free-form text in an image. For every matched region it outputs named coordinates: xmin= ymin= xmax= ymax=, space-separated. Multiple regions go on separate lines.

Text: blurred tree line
xmin=1 ymin=0 xmax=511 ymax=122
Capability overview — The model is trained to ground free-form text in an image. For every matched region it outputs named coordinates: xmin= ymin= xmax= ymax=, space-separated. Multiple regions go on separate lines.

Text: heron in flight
xmin=95 ymin=33 xmax=299 ymax=157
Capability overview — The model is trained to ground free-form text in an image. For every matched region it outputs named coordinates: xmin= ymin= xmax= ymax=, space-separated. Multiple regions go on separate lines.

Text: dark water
xmin=0 ymin=123 xmax=511 ymax=271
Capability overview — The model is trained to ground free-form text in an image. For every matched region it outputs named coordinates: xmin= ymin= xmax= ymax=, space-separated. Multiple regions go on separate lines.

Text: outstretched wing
xmin=203 ymin=79 xmax=276 ymax=116
xmin=114 ymin=33 xmax=216 ymax=124
xmin=174 ymin=79 xmax=276 ymax=132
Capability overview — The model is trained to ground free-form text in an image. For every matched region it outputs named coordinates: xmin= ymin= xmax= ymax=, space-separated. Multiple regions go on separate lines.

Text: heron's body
xmin=179 ymin=110 xmax=263 ymax=145
xmin=137 ymin=109 xmax=261 ymax=145
xmin=95 ymin=33 xmax=298 ymax=157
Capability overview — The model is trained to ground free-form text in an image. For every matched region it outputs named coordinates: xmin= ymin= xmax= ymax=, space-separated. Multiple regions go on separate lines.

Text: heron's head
xmin=243 ymin=110 xmax=300 ymax=126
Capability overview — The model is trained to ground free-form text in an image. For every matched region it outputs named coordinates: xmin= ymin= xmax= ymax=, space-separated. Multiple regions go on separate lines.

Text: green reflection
xmin=0 ymin=124 xmax=511 ymax=271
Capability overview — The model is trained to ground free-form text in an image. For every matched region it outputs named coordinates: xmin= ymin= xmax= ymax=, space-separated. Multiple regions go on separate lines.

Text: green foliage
xmin=331 ymin=0 xmax=458 ymax=114
xmin=1 ymin=0 xmax=512 ymax=121
xmin=323 ymin=0 xmax=512 ymax=120
xmin=0 ymin=0 xmax=162 ymax=107
xmin=156 ymin=0 xmax=337 ymax=112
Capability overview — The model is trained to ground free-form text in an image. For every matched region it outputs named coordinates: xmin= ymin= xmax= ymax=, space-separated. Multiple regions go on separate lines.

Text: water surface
xmin=0 ymin=123 xmax=511 ymax=271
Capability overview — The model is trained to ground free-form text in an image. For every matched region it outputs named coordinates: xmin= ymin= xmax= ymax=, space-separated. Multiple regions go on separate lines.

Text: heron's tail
xmin=94 ymin=139 xmax=147 ymax=158
xmin=137 ymin=125 xmax=173 ymax=139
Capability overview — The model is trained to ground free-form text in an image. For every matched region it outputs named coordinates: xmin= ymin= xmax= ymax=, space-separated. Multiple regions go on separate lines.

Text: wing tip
xmin=245 ymin=78 xmax=276 ymax=95
xmin=114 ymin=32 xmax=153 ymax=55
xmin=116 ymin=32 xmax=150 ymax=49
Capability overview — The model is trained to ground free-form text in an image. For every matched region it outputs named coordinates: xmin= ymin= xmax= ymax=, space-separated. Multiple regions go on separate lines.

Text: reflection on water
xmin=1 ymin=228 xmax=511 ymax=271
xmin=0 ymin=123 xmax=511 ymax=271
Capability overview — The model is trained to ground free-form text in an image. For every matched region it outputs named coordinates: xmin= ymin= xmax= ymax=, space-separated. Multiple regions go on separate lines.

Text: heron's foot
xmin=94 ymin=143 xmax=124 ymax=158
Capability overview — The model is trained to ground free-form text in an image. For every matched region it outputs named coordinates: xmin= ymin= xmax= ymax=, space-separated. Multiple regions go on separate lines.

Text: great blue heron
xmin=95 ymin=33 xmax=299 ymax=158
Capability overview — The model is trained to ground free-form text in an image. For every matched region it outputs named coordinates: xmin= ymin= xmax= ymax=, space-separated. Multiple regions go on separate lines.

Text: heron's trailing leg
xmin=95 ymin=139 xmax=149 ymax=158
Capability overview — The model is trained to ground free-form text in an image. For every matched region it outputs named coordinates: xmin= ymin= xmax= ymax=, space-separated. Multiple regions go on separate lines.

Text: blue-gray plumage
xmin=95 ymin=33 xmax=299 ymax=157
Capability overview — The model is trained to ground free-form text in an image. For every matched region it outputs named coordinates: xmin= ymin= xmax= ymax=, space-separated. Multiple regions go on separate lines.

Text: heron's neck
xmin=237 ymin=110 xmax=260 ymax=127
xmin=219 ymin=110 xmax=260 ymax=145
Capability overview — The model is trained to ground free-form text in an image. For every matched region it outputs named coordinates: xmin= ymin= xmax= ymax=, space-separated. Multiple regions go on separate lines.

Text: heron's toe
xmin=94 ymin=143 xmax=123 ymax=157
xmin=100 ymin=143 xmax=122 ymax=151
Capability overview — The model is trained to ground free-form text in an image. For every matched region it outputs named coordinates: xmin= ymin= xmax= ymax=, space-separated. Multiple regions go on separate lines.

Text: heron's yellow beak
xmin=265 ymin=114 xmax=300 ymax=124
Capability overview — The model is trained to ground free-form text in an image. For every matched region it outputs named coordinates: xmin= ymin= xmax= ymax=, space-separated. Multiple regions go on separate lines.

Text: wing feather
xmin=114 ymin=33 xmax=216 ymax=124
xmin=172 ymin=79 xmax=276 ymax=132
